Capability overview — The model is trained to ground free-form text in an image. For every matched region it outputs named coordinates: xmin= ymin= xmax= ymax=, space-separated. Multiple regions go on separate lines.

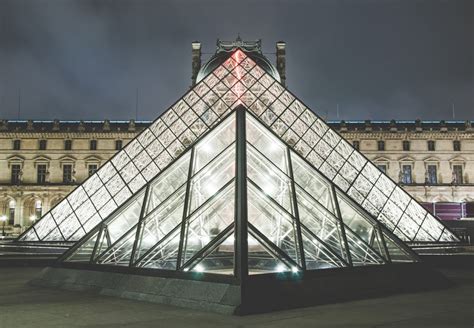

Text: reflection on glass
xmin=182 ymin=184 xmax=234 ymax=265
xmin=106 ymin=192 xmax=144 ymax=244
xmin=247 ymin=184 xmax=300 ymax=266
xmin=186 ymin=233 xmax=234 ymax=275
xmin=146 ymin=152 xmax=190 ymax=214
xmin=193 ymin=113 xmax=236 ymax=172
xmin=188 ymin=145 xmax=235 ymax=212
xmin=247 ymin=232 xmax=290 ymax=275
xmin=291 ymin=153 xmax=335 ymax=214
xmin=337 ymin=192 xmax=374 ymax=244
xmin=247 ymin=145 xmax=293 ymax=214
xmin=246 ymin=114 xmax=289 ymax=173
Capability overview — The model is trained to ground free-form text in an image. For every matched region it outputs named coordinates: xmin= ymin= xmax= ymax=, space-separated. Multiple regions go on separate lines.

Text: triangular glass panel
xmin=383 ymin=232 xmax=417 ymax=263
xmin=96 ymin=226 xmax=138 ymax=266
xmin=182 ymin=228 xmax=235 ymax=275
xmin=182 ymin=184 xmax=235 ymax=265
xmin=135 ymin=185 xmax=186 ymax=260
xmin=344 ymin=228 xmax=385 ymax=266
xmin=295 ymin=185 xmax=349 ymax=262
xmin=136 ymin=225 xmax=181 ymax=270
xmin=247 ymin=231 xmax=291 ymax=275
xmin=247 ymin=183 xmax=301 ymax=266
xmin=301 ymin=228 xmax=347 ymax=269
xmin=66 ymin=232 xmax=98 ymax=262
xmin=106 ymin=191 xmax=145 ymax=244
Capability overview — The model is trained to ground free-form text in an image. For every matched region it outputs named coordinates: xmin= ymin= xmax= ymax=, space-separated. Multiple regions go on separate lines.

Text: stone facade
xmin=0 ymin=119 xmax=473 ymax=230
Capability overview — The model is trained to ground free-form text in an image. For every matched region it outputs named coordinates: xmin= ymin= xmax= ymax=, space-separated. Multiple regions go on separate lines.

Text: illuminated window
xmin=115 ymin=140 xmax=123 ymax=150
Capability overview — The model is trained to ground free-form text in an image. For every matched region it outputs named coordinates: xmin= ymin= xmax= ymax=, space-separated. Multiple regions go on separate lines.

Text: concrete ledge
xmin=29 ymin=267 xmax=240 ymax=315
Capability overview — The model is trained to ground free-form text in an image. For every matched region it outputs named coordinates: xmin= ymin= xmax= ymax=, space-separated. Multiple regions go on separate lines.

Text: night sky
xmin=0 ymin=0 xmax=472 ymax=121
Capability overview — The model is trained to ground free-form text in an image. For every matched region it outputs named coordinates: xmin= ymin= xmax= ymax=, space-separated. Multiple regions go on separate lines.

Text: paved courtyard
xmin=0 ymin=266 xmax=473 ymax=327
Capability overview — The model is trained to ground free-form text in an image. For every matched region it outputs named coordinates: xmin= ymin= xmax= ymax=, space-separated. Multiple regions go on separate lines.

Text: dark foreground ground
xmin=0 ymin=267 xmax=473 ymax=328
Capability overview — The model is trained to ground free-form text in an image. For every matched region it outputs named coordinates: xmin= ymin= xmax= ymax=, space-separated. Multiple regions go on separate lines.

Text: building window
xmin=453 ymin=140 xmax=461 ymax=151
xmin=427 ymin=165 xmax=437 ymax=184
xmin=34 ymin=200 xmax=42 ymax=220
xmin=37 ymin=164 xmax=47 ymax=184
xmin=64 ymin=139 xmax=72 ymax=150
xmin=13 ymin=139 xmax=21 ymax=150
xmin=8 ymin=200 xmax=15 ymax=225
xmin=39 ymin=139 xmax=47 ymax=150
xmin=453 ymin=165 xmax=463 ymax=184
xmin=402 ymin=140 xmax=410 ymax=151
xmin=427 ymin=140 xmax=435 ymax=151
xmin=11 ymin=165 xmax=21 ymax=184
xmin=88 ymin=164 xmax=98 ymax=176
xmin=377 ymin=164 xmax=387 ymax=174
xmin=90 ymin=139 xmax=97 ymax=150
xmin=115 ymin=140 xmax=123 ymax=150
xmin=401 ymin=165 xmax=412 ymax=184
xmin=377 ymin=140 xmax=385 ymax=151
xmin=353 ymin=140 xmax=360 ymax=150
xmin=63 ymin=165 xmax=73 ymax=183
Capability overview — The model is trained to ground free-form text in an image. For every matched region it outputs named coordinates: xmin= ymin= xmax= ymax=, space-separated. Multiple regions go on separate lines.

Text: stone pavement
xmin=0 ymin=267 xmax=473 ymax=327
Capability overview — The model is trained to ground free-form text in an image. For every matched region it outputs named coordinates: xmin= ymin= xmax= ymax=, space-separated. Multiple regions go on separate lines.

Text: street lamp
xmin=0 ymin=215 xmax=7 ymax=236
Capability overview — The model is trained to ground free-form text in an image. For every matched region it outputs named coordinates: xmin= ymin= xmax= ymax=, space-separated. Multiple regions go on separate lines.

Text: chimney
xmin=191 ymin=41 xmax=202 ymax=87
xmin=276 ymin=41 xmax=286 ymax=86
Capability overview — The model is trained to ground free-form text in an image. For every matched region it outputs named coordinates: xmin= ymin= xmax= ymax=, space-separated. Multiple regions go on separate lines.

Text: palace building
xmin=1 ymin=119 xmax=473 ymax=233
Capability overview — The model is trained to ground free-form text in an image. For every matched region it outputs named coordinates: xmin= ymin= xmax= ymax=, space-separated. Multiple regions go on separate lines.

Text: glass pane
xmin=296 ymin=186 xmax=348 ymax=262
xmin=106 ymin=192 xmax=145 ymax=244
xmin=247 ymin=146 xmax=294 ymax=214
xmin=97 ymin=226 xmax=137 ymax=266
xmin=337 ymin=193 xmax=375 ymax=244
xmin=137 ymin=226 xmax=181 ymax=270
xmin=248 ymin=233 xmax=291 ymax=275
xmin=193 ymin=112 xmax=236 ymax=173
xmin=383 ymin=232 xmax=416 ymax=263
xmin=247 ymin=184 xmax=300 ymax=266
xmin=301 ymin=229 xmax=346 ymax=269
xmin=246 ymin=114 xmax=289 ymax=174
xmin=185 ymin=233 xmax=234 ymax=275
xmin=182 ymin=184 xmax=235 ymax=265
xmin=188 ymin=144 xmax=235 ymax=213
xmin=291 ymin=152 xmax=336 ymax=214
xmin=66 ymin=232 xmax=98 ymax=262
xmin=345 ymin=228 xmax=385 ymax=266
xmin=146 ymin=152 xmax=190 ymax=214
xmin=135 ymin=186 xmax=186 ymax=260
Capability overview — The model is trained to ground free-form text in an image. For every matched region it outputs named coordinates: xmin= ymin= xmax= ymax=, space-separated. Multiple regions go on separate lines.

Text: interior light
xmin=200 ymin=142 xmax=213 ymax=153
xmin=29 ymin=215 xmax=37 ymax=222
xmin=262 ymin=182 xmax=275 ymax=195
xmin=194 ymin=264 xmax=205 ymax=272
xmin=276 ymin=264 xmax=286 ymax=273
xmin=292 ymin=266 xmax=299 ymax=273
xmin=204 ymin=182 xmax=218 ymax=195
xmin=0 ymin=215 xmax=7 ymax=222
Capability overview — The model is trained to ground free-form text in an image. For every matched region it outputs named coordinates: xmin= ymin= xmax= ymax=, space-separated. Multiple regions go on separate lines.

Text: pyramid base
xmin=29 ymin=263 xmax=452 ymax=315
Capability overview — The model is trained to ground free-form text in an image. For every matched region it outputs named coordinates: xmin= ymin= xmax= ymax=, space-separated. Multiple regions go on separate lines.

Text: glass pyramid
xmin=18 ymin=47 xmax=459 ymax=248
xmin=61 ymin=109 xmax=418 ymax=275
